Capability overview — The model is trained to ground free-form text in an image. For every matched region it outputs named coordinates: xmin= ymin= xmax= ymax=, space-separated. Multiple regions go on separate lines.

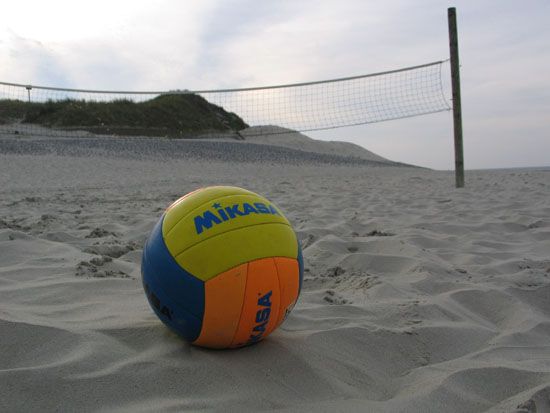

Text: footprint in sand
xmin=76 ymin=255 xmax=132 ymax=279
xmin=83 ymin=241 xmax=138 ymax=259
xmin=85 ymin=227 xmax=119 ymax=238
xmin=323 ymin=289 xmax=350 ymax=305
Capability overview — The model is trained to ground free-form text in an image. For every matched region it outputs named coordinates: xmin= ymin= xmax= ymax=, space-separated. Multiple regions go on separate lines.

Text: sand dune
xmin=0 ymin=128 xmax=403 ymax=167
xmin=240 ymin=125 xmax=391 ymax=163
xmin=1 ymin=134 xmax=550 ymax=412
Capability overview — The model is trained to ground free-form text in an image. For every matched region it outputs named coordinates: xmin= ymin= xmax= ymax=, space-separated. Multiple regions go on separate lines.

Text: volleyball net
xmin=0 ymin=60 xmax=451 ymax=138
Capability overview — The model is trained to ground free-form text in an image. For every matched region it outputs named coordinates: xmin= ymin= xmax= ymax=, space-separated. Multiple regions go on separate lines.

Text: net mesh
xmin=0 ymin=60 xmax=450 ymax=138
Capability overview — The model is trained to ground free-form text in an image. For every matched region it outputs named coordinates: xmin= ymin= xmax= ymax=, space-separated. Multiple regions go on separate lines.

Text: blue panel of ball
xmin=141 ymin=216 xmax=204 ymax=342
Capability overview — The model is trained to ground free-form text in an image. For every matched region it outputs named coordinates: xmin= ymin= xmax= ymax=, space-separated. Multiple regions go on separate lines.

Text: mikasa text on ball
xmin=141 ymin=186 xmax=303 ymax=349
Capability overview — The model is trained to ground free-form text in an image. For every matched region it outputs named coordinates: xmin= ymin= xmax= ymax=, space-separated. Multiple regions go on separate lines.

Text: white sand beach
xmin=1 ymin=131 xmax=550 ymax=412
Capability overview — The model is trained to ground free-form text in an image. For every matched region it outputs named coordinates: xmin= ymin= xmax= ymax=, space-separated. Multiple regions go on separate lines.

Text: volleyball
xmin=141 ymin=186 xmax=303 ymax=349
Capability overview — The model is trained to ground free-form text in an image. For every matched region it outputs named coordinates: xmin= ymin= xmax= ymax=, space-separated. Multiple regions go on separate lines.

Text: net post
xmin=448 ymin=7 xmax=464 ymax=188
xmin=26 ymin=85 xmax=32 ymax=103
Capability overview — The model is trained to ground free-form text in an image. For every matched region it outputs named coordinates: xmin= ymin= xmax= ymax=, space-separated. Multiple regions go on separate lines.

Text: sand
xmin=1 ymin=132 xmax=550 ymax=412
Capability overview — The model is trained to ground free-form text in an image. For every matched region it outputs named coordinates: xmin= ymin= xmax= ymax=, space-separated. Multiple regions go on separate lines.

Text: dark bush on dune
xmin=0 ymin=94 xmax=248 ymax=137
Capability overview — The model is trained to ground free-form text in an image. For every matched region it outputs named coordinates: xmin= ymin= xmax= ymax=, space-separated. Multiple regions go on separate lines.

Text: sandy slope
xmin=240 ymin=125 xmax=391 ymax=163
xmin=1 ymin=136 xmax=550 ymax=412
xmin=0 ymin=123 xmax=393 ymax=164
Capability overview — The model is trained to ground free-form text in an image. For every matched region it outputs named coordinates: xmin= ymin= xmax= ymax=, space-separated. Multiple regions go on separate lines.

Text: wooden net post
xmin=448 ymin=7 xmax=464 ymax=188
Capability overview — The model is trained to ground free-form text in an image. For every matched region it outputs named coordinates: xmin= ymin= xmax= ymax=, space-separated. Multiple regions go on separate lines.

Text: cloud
xmin=0 ymin=1 xmax=217 ymax=89
xmin=0 ymin=32 xmax=71 ymax=87
xmin=190 ymin=0 xmax=449 ymax=87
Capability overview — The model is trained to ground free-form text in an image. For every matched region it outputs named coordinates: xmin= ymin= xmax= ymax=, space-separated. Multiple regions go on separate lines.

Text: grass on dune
xmin=0 ymin=94 xmax=248 ymax=138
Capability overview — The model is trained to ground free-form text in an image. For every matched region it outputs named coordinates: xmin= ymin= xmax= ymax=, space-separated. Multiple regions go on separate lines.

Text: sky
xmin=1 ymin=0 xmax=548 ymax=170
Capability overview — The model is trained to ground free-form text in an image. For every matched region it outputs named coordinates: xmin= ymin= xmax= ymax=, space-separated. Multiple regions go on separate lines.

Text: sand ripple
xmin=1 ymin=138 xmax=550 ymax=411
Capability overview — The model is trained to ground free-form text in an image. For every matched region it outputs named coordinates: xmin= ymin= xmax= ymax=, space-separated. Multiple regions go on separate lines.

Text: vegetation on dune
xmin=0 ymin=99 xmax=29 ymax=122
xmin=0 ymin=94 xmax=248 ymax=137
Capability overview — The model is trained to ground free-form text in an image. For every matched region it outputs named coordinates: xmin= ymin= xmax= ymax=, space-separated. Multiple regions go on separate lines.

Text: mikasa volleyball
xmin=141 ymin=186 xmax=303 ymax=349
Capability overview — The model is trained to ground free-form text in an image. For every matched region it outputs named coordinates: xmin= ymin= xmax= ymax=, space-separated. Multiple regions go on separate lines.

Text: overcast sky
xmin=1 ymin=0 xmax=548 ymax=169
